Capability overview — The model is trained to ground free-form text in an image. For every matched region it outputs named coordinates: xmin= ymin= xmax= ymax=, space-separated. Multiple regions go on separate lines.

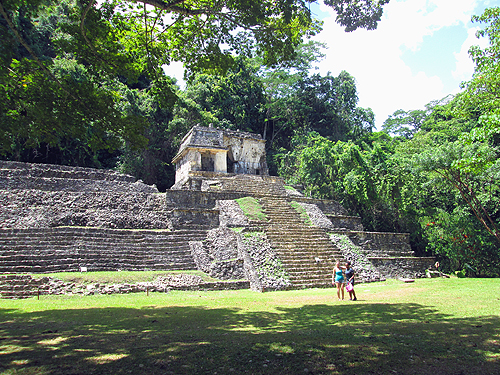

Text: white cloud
xmin=452 ymin=26 xmax=490 ymax=82
xmin=314 ymin=0 xmax=483 ymax=128
xmin=163 ymin=61 xmax=186 ymax=89
xmin=162 ymin=0 xmax=487 ymax=128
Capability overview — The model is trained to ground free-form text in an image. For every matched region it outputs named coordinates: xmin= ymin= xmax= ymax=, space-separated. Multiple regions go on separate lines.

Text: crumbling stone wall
xmin=0 ymin=161 xmax=136 ymax=183
xmin=370 ymin=257 xmax=436 ymax=279
xmin=190 ymin=227 xmax=245 ymax=280
xmin=296 ymin=202 xmax=335 ymax=230
xmin=190 ymin=226 xmax=291 ymax=291
xmin=217 ymin=200 xmax=249 ymax=227
xmin=0 ymin=190 xmax=171 ymax=229
xmin=0 ymin=160 xmax=167 ymax=230
xmin=238 ymin=231 xmax=291 ymax=291
xmin=292 ymin=197 xmax=348 ymax=216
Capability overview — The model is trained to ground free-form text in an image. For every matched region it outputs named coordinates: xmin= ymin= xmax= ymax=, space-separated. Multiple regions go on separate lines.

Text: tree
xmin=0 ymin=0 xmax=390 ymax=155
xmin=289 ymin=71 xmax=373 ymax=141
xmin=382 ymin=95 xmax=454 ymax=139
xmin=455 ymin=7 xmax=500 ymax=126
xmin=171 ymin=58 xmax=266 ymax=134
xmin=256 ymin=41 xmax=326 ymax=149
xmin=0 ymin=1 xmax=151 ymax=156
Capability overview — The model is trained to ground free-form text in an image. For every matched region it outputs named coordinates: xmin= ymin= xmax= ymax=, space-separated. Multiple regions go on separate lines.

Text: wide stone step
xmin=0 ymin=242 xmax=200 ymax=250
xmin=0 ymin=226 xmax=204 ymax=273
xmin=0 ymin=237 xmax=203 ymax=246
xmin=0 ymin=250 xmax=194 ymax=261
xmin=0 ymin=263 xmax=198 ymax=273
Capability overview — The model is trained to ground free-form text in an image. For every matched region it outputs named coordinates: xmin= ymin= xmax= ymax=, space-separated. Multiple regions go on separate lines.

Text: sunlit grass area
xmin=1 ymin=278 xmax=499 ymax=374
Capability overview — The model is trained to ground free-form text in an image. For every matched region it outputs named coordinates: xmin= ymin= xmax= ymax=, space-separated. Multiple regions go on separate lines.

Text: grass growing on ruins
xmin=1 ymin=278 xmax=499 ymax=375
xmin=291 ymin=201 xmax=313 ymax=226
xmin=235 ymin=197 xmax=267 ymax=222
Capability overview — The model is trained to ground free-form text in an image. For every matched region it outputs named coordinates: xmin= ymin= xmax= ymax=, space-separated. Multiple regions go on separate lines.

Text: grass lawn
xmin=31 ymin=270 xmax=220 ymax=284
xmin=1 ymin=277 xmax=499 ymax=374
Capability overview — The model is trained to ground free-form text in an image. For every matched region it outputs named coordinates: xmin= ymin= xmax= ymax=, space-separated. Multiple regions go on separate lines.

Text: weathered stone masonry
xmin=0 ymin=127 xmax=435 ymax=297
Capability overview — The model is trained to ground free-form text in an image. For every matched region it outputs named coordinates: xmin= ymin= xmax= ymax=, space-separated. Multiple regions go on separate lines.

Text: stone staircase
xmin=261 ymin=197 xmax=345 ymax=288
xmin=0 ymin=227 xmax=206 ymax=273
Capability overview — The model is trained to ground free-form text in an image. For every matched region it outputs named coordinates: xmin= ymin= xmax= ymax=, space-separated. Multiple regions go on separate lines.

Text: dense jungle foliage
xmin=1 ymin=1 xmax=498 ymax=275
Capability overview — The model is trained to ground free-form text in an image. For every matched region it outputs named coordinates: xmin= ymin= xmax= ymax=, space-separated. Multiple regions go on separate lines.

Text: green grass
xmin=1 ymin=278 xmax=499 ymax=374
xmin=291 ymin=201 xmax=313 ymax=225
xmin=31 ymin=270 xmax=218 ymax=284
xmin=235 ymin=197 xmax=267 ymax=222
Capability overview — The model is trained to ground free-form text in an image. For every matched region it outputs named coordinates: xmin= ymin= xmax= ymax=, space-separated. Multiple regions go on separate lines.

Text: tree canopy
xmin=277 ymin=6 xmax=500 ymax=276
xmin=0 ymin=0 xmax=389 ymax=155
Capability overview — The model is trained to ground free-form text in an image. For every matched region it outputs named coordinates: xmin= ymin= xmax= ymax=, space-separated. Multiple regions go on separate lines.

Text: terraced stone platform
xmin=0 ymin=160 xmax=434 ymax=292
xmin=0 ymin=227 xmax=205 ymax=273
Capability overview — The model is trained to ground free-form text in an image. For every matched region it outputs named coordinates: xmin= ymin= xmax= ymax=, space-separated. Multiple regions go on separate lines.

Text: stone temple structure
xmin=172 ymin=125 xmax=268 ymax=189
xmin=0 ymin=126 xmax=435 ymax=298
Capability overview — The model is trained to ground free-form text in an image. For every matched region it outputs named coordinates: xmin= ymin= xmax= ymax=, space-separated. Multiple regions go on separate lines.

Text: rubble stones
xmin=1 ymin=274 xmax=249 ymax=299
xmin=217 ymin=200 xmax=249 ymax=227
xmin=191 ymin=227 xmax=246 ymax=280
xmin=239 ymin=232 xmax=291 ymax=291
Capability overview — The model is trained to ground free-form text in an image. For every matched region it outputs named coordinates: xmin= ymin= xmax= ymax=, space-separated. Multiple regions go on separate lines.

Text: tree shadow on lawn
xmin=0 ymin=302 xmax=499 ymax=375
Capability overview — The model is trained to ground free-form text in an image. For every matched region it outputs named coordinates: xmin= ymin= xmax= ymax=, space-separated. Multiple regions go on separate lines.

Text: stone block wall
xmin=0 ymin=227 xmax=204 ymax=273
xmin=370 ymin=257 xmax=437 ymax=279
xmin=0 ymin=274 xmax=43 ymax=299
xmin=169 ymin=208 xmax=220 ymax=229
xmin=0 ymin=161 xmax=136 ymax=183
xmin=0 ymin=190 xmax=171 ymax=229
xmin=327 ymin=215 xmax=364 ymax=231
xmin=346 ymin=231 xmax=414 ymax=257
xmin=165 ymin=189 xmax=249 ymax=209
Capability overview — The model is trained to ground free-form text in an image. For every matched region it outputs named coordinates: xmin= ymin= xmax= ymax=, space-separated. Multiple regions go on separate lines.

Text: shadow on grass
xmin=0 ymin=302 xmax=499 ymax=374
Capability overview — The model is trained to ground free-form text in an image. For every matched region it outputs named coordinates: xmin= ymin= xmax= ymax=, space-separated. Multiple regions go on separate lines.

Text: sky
xmin=310 ymin=0 xmax=495 ymax=128
xmin=166 ymin=0 xmax=496 ymax=129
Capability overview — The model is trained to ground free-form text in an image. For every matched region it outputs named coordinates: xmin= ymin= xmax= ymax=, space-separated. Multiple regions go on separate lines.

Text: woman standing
xmin=332 ymin=261 xmax=346 ymax=301
xmin=345 ymin=262 xmax=357 ymax=301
